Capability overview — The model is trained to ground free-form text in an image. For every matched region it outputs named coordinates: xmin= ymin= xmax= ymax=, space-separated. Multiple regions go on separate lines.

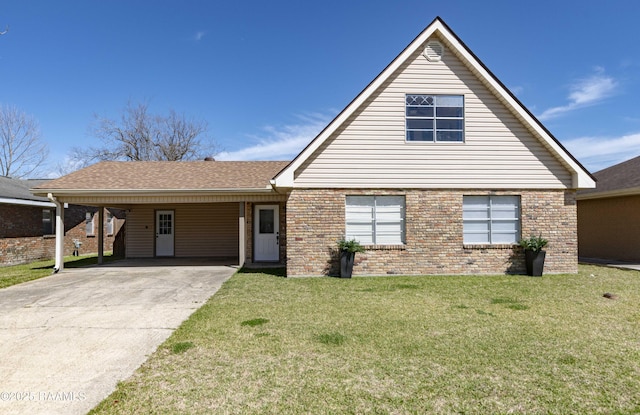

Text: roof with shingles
xmin=32 ymin=161 xmax=289 ymax=191
xmin=578 ymin=156 xmax=640 ymax=198
xmin=0 ymin=176 xmax=51 ymax=201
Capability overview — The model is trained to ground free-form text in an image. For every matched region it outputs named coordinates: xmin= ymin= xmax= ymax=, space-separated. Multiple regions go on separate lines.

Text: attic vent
xmin=423 ymin=40 xmax=444 ymax=62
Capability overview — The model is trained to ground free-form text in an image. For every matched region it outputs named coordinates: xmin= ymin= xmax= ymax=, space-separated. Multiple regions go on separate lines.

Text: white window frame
xmin=85 ymin=211 xmax=95 ymax=236
xmin=463 ymin=195 xmax=521 ymax=245
xmin=106 ymin=211 xmax=114 ymax=236
xmin=345 ymin=196 xmax=406 ymax=245
xmin=405 ymin=94 xmax=465 ymax=142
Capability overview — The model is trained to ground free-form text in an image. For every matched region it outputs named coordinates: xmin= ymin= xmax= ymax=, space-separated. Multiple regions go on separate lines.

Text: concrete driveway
xmin=0 ymin=259 xmax=236 ymax=415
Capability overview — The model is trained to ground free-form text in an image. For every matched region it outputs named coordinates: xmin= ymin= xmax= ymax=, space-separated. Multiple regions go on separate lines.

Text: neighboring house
xmin=32 ymin=17 xmax=594 ymax=276
xmin=577 ymin=156 xmax=640 ymax=262
xmin=0 ymin=176 xmax=124 ymax=266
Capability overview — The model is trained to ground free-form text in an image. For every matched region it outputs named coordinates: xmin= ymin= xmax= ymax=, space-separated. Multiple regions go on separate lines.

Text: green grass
xmin=0 ymin=252 xmax=120 ymax=289
xmin=90 ymin=265 xmax=640 ymax=414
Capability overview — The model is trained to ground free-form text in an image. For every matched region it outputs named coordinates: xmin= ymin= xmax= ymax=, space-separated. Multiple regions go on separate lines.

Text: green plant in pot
xmin=519 ymin=235 xmax=548 ymax=276
xmin=337 ymin=238 xmax=365 ymax=278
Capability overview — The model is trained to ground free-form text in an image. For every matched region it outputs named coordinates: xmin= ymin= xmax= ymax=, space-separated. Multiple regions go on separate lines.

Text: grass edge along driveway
xmin=90 ymin=265 xmax=640 ymax=415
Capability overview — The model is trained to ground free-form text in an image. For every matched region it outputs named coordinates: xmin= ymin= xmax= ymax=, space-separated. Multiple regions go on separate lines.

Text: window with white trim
xmin=42 ymin=209 xmax=54 ymax=235
xmin=346 ymin=196 xmax=405 ymax=245
xmin=85 ymin=212 xmax=95 ymax=236
xmin=463 ymin=195 xmax=520 ymax=244
xmin=406 ymin=94 xmax=464 ymax=142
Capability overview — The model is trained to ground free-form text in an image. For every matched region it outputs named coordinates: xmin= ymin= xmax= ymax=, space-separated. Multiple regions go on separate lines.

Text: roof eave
xmin=32 ymin=187 xmax=276 ymax=198
xmin=576 ymin=187 xmax=640 ymax=200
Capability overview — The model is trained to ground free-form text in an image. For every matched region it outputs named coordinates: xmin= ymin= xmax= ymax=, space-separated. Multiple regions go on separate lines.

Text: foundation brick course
xmin=286 ymin=189 xmax=577 ymax=276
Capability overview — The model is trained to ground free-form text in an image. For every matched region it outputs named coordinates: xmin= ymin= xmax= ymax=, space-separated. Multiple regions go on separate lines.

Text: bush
xmin=519 ymin=235 xmax=548 ymax=252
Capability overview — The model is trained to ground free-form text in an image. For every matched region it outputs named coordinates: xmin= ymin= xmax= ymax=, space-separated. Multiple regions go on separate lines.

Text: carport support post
xmin=97 ymin=207 xmax=104 ymax=265
xmin=239 ymin=202 xmax=245 ymax=267
xmin=48 ymin=193 xmax=65 ymax=272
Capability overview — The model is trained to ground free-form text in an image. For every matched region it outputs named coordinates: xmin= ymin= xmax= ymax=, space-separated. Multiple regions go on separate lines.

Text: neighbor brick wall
xmin=0 ymin=205 xmax=125 ymax=266
xmin=286 ymin=189 xmax=577 ymax=276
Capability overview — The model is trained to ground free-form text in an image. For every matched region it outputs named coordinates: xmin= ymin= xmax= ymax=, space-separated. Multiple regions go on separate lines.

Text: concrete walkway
xmin=0 ymin=259 xmax=236 ymax=415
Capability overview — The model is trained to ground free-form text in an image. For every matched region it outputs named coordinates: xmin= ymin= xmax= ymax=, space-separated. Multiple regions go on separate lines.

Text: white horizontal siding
xmin=294 ymin=36 xmax=572 ymax=189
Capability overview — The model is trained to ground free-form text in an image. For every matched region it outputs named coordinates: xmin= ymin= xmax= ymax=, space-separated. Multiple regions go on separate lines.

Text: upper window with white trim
xmin=346 ymin=196 xmax=405 ymax=245
xmin=406 ymin=94 xmax=464 ymax=142
xmin=463 ymin=195 xmax=520 ymax=245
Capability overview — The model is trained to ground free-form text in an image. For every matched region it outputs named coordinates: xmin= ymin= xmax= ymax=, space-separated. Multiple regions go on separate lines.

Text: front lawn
xmin=91 ymin=265 xmax=640 ymax=414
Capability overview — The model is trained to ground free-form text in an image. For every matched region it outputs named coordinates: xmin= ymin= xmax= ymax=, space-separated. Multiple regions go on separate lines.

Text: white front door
xmin=156 ymin=210 xmax=174 ymax=257
xmin=254 ymin=205 xmax=279 ymax=261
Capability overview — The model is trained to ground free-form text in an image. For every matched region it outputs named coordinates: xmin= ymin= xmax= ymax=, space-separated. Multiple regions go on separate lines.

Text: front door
xmin=156 ymin=210 xmax=174 ymax=257
xmin=254 ymin=205 xmax=279 ymax=261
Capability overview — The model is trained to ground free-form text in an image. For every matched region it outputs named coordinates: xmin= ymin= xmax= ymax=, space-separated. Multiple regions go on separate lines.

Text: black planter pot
xmin=340 ymin=250 xmax=355 ymax=278
xmin=525 ymin=249 xmax=546 ymax=276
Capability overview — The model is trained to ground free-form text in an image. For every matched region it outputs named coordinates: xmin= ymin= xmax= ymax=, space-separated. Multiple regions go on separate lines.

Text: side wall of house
xmin=286 ymin=189 xmax=576 ymax=276
xmin=0 ymin=205 xmax=123 ymax=266
xmin=577 ymin=195 xmax=640 ymax=262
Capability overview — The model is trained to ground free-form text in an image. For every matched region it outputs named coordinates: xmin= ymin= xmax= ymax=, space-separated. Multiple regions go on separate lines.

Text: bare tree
xmin=70 ymin=102 xmax=215 ymax=166
xmin=0 ymin=105 xmax=49 ymax=178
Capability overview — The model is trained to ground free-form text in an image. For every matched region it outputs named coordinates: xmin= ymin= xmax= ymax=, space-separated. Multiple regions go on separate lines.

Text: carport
xmin=31 ymin=161 xmax=289 ymax=271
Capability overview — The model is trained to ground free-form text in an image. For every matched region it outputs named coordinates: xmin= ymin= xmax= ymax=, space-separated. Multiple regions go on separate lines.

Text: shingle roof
xmin=578 ymin=156 xmax=640 ymax=197
xmin=0 ymin=176 xmax=51 ymax=202
xmin=32 ymin=161 xmax=289 ymax=191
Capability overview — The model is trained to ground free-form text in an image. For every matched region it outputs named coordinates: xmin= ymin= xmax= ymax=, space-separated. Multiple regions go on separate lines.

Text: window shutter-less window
xmin=346 ymin=196 xmax=405 ymax=245
xmin=463 ymin=196 xmax=520 ymax=244
xmin=86 ymin=212 xmax=94 ymax=236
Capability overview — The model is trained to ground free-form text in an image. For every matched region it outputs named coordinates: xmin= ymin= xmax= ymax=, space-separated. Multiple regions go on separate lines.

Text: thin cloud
xmin=563 ymin=132 xmax=640 ymax=172
xmin=216 ymin=113 xmax=332 ymax=161
xmin=194 ymin=31 xmax=206 ymax=41
xmin=538 ymin=69 xmax=617 ymax=121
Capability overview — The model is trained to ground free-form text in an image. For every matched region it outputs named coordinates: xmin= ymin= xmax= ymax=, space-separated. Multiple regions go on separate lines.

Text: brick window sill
xmin=463 ymin=244 xmax=518 ymax=250
xmin=362 ymin=245 xmax=406 ymax=251
xmin=43 ymin=234 xmax=56 ymax=239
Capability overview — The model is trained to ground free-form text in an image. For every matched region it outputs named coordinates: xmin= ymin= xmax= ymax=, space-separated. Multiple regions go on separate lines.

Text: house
xmin=577 ymin=156 xmax=640 ymax=262
xmin=0 ymin=175 xmax=124 ymax=266
xmin=32 ymin=17 xmax=595 ymax=276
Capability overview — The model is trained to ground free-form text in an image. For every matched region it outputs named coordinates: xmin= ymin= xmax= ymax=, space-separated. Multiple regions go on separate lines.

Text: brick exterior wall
xmin=0 ymin=205 xmax=125 ymax=266
xmin=286 ymin=189 xmax=577 ymax=276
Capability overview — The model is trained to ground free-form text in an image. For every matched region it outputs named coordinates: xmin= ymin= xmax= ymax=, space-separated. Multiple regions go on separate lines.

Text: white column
xmin=238 ymin=202 xmax=245 ymax=267
xmin=97 ymin=208 xmax=104 ymax=265
xmin=48 ymin=193 xmax=65 ymax=272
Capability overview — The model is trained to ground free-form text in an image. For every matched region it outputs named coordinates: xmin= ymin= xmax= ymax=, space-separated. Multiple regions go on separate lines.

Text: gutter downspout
xmin=48 ymin=193 xmax=65 ymax=273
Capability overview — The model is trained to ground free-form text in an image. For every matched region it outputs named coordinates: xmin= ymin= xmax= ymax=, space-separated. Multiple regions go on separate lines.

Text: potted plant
xmin=519 ymin=235 xmax=548 ymax=276
xmin=337 ymin=238 xmax=365 ymax=278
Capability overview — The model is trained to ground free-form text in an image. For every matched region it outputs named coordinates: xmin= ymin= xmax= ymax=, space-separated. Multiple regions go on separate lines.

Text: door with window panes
xmin=156 ymin=210 xmax=174 ymax=256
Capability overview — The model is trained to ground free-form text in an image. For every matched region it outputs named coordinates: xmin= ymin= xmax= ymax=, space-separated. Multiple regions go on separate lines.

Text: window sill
xmin=43 ymin=234 xmax=56 ymax=239
xmin=362 ymin=244 xmax=406 ymax=251
xmin=463 ymin=244 xmax=518 ymax=250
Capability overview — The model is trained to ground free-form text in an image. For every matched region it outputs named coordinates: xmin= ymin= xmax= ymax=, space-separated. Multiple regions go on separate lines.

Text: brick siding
xmin=286 ymin=189 xmax=577 ymax=276
xmin=0 ymin=205 xmax=125 ymax=266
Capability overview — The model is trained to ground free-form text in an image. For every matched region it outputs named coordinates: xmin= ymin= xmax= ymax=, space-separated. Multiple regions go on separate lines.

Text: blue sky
xmin=2 ymin=0 xmax=640 ymax=177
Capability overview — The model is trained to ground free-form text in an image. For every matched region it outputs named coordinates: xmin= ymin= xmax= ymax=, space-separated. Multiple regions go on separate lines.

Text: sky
xmin=2 ymin=0 xmax=640 ymax=178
